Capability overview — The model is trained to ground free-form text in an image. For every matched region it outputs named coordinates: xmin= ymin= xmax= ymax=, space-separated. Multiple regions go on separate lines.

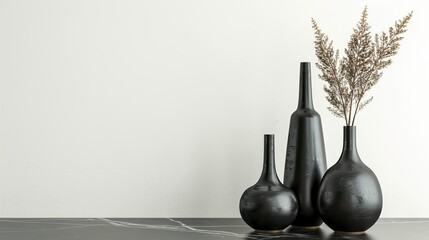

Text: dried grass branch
xmin=312 ymin=6 xmax=412 ymax=126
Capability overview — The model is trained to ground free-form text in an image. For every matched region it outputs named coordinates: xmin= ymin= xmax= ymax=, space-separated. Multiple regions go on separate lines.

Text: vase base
xmin=291 ymin=225 xmax=320 ymax=229
xmin=335 ymin=230 xmax=365 ymax=235
xmin=255 ymin=229 xmax=283 ymax=234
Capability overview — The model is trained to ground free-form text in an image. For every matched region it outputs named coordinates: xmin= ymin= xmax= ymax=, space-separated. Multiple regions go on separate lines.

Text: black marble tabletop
xmin=0 ymin=218 xmax=427 ymax=240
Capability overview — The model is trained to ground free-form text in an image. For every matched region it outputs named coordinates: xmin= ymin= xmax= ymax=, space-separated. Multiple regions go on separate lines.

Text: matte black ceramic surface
xmin=240 ymin=135 xmax=298 ymax=232
xmin=318 ymin=126 xmax=383 ymax=233
xmin=284 ymin=62 xmax=327 ymax=227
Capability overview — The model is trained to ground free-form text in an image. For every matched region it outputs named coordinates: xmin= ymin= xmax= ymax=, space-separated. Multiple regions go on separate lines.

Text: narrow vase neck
xmin=340 ymin=126 xmax=361 ymax=162
xmin=297 ymin=62 xmax=314 ymax=109
xmin=258 ymin=134 xmax=281 ymax=185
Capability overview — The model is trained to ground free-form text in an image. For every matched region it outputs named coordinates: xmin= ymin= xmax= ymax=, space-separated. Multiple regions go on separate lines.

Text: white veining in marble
xmin=99 ymin=218 xmax=182 ymax=231
xmin=99 ymin=218 xmax=302 ymax=239
xmin=167 ymin=218 xmax=257 ymax=239
xmin=99 ymin=218 xmax=257 ymax=239
xmin=0 ymin=218 xmax=296 ymax=239
xmin=0 ymin=219 xmax=106 ymax=233
xmin=163 ymin=218 xmax=313 ymax=239
xmin=0 ymin=218 xmax=428 ymax=239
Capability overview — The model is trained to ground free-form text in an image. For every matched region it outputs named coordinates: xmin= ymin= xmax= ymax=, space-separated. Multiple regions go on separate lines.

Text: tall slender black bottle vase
xmin=284 ymin=62 xmax=327 ymax=227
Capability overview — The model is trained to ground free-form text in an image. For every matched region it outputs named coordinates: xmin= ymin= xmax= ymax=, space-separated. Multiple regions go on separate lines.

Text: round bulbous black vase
xmin=240 ymin=135 xmax=298 ymax=232
xmin=318 ymin=126 xmax=383 ymax=233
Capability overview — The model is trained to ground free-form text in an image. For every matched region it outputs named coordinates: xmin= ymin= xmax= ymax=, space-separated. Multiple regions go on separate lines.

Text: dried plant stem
xmin=312 ymin=7 xmax=412 ymax=125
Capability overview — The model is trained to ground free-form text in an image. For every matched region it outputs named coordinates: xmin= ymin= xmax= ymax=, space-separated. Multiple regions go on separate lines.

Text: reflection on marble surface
xmin=0 ymin=218 xmax=428 ymax=239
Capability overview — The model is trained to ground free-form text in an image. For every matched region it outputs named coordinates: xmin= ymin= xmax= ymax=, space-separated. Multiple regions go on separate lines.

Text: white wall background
xmin=0 ymin=0 xmax=427 ymax=217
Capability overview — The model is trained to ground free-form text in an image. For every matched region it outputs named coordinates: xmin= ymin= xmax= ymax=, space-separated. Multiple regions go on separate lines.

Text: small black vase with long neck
xmin=240 ymin=135 xmax=298 ymax=232
xmin=284 ymin=62 xmax=327 ymax=227
xmin=318 ymin=126 xmax=383 ymax=233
